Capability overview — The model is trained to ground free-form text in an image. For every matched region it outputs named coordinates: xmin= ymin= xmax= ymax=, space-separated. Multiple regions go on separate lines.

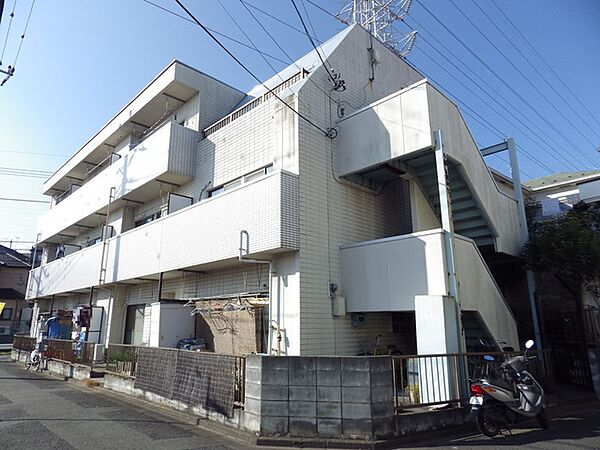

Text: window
xmin=134 ymin=211 xmax=162 ymax=228
xmin=208 ymin=165 xmax=274 ymax=198
xmin=1 ymin=308 xmax=13 ymax=321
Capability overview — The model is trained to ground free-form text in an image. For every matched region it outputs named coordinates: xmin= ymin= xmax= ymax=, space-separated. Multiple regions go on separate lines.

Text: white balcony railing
xmin=27 ymin=171 xmax=299 ymax=299
xmin=38 ymin=121 xmax=198 ymax=243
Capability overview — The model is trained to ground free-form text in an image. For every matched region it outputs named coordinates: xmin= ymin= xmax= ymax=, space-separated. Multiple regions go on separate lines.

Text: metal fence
xmin=12 ymin=335 xmax=36 ymax=352
xmin=106 ymin=344 xmax=138 ymax=377
xmin=45 ymin=339 xmax=94 ymax=365
xmin=391 ymin=349 xmax=554 ymax=411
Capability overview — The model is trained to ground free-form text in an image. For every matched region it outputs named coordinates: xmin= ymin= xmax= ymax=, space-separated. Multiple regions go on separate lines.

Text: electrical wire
xmin=0 ymin=197 xmax=49 ymax=203
xmin=490 ymin=0 xmax=600 ymax=130
xmin=238 ymin=0 xmax=338 ymax=105
xmin=400 ymin=16 xmax=582 ymax=170
xmin=415 ymin=0 xmax=597 ymax=167
xmin=241 ymin=0 xmax=322 ymax=44
xmin=409 ymin=44 xmax=567 ymax=172
xmin=141 ymin=0 xmax=289 ymax=65
xmin=289 ymin=0 xmax=334 ymax=77
xmin=172 ymin=0 xmax=333 ymax=137
xmin=216 ymin=0 xmax=282 ymax=78
xmin=471 ymin=0 xmax=600 ymax=141
xmin=0 ymin=0 xmax=17 ymax=65
xmin=11 ymin=0 xmax=35 ymax=68
xmin=449 ymin=0 xmax=599 ymax=152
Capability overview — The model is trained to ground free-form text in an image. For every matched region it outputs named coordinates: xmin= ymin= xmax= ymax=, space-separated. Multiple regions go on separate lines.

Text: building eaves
xmin=0 ymin=288 xmax=25 ymax=300
xmin=524 ymin=171 xmax=600 ymax=191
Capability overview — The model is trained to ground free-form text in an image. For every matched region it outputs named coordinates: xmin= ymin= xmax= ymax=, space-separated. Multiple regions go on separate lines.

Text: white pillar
xmin=414 ymin=295 xmax=461 ymax=403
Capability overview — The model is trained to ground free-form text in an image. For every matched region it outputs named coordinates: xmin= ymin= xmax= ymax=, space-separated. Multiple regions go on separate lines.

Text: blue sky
xmin=0 ymin=0 xmax=599 ymax=247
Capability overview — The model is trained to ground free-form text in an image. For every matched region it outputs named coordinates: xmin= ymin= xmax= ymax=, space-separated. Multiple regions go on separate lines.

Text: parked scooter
xmin=468 ymin=339 xmax=548 ymax=437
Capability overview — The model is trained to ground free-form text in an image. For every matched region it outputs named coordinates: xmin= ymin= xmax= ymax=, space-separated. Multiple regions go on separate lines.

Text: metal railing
xmin=391 ymin=349 xmax=554 ymax=411
xmin=45 ymin=339 xmax=94 ymax=365
xmin=234 ymin=355 xmax=245 ymax=407
xmin=584 ymin=308 xmax=600 ymax=344
xmin=106 ymin=344 xmax=138 ymax=377
xmin=13 ymin=335 xmax=36 ymax=352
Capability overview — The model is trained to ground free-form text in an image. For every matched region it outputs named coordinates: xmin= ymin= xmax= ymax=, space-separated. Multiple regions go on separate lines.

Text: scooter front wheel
xmin=476 ymin=407 xmax=499 ymax=437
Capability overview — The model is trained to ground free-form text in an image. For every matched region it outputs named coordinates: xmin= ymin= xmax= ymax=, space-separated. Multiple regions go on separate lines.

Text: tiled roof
xmin=0 ymin=288 xmax=24 ymax=300
xmin=0 ymin=245 xmax=30 ymax=268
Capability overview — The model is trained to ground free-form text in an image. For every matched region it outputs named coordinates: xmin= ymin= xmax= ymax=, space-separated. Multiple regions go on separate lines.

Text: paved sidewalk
xmin=0 ymin=357 xmax=257 ymax=450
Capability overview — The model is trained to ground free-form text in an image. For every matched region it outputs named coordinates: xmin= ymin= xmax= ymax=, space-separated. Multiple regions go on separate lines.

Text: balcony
xmin=38 ymin=121 xmax=198 ymax=243
xmin=27 ymin=171 xmax=299 ymax=299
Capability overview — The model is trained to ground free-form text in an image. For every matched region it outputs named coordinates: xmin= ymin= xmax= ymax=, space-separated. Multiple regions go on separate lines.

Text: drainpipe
xmin=239 ymin=230 xmax=276 ymax=355
xmin=434 ymin=130 xmax=467 ymax=397
xmin=84 ymin=286 xmax=94 ymax=343
xmin=507 ymin=138 xmax=543 ymax=352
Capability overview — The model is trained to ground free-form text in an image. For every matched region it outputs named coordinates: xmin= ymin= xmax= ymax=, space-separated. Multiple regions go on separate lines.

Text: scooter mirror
xmin=525 ymin=340 xmax=534 ymax=349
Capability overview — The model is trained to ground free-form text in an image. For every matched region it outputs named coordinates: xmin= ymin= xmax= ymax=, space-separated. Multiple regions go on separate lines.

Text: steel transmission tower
xmin=336 ymin=0 xmax=416 ymax=56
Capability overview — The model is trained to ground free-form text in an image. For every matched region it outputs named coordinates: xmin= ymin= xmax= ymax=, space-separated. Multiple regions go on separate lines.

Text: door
xmin=123 ymin=305 xmax=145 ymax=345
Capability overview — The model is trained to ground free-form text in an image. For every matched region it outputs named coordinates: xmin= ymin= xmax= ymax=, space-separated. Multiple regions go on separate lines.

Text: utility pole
xmin=336 ymin=0 xmax=417 ymax=57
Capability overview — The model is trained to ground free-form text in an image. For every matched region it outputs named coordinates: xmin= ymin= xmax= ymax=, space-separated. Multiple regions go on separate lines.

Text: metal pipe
xmin=434 ymin=130 xmax=466 ymax=398
xmin=239 ymin=230 xmax=276 ymax=355
xmin=84 ymin=286 xmax=94 ymax=343
xmin=507 ymin=138 xmax=543 ymax=352
xmin=157 ymin=272 xmax=164 ymax=302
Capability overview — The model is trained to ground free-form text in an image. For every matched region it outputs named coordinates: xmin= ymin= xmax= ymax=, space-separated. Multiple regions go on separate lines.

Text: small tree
xmin=525 ymin=203 xmax=600 ymax=307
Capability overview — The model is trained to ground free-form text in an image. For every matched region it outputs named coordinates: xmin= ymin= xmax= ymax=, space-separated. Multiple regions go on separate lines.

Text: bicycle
xmin=26 ymin=341 xmax=48 ymax=372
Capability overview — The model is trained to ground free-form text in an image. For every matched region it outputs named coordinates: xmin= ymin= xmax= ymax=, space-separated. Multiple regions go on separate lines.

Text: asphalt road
xmin=400 ymin=404 xmax=600 ymax=450
xmin=1 ymin=355 xmax=599 ymax=449
xmin=0 ymin=357 xmax=257 ymax=450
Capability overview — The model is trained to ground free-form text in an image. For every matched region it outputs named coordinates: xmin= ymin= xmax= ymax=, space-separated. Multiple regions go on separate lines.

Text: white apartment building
xmin=27 ymin=25 xmax=527 ymax=357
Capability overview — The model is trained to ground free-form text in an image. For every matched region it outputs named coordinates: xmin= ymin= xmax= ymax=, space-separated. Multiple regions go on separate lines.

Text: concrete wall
xmin=244 ymin=354 xmax=395 ymax=439
xmin=340 ymin=230 xmax=448 ymax=313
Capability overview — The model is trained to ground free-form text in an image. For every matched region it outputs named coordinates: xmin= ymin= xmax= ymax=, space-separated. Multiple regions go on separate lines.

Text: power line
xmin=141 ymin=0 xmax=290 ymax=65
xmin=289 ymin=0 xmax=334 ymax=80
xmin=448 ymin=0 xmax=599 ymax=154
xmin=241 ymin=0 xmax=322 ymax=44
xmin=409 ymin=42 xmax=569 ymax=172
xmin=0 ymin=148 xmax=66 ymax=157
xmin=471 ymin=0 xmax=600 ymax=141
xmin=172 ymin=0 xmax=333 ymax=137
xmin=0 ymin=197 xmax=49 ymax=203
xmin=0 ymin=0 xmax=16 ymax=65
xmin=216 ymin=0 xmax=283 ymax=83
xmin=490 ymin=0 xmax=600 ymax=130
xmin=11 ymin=0 xmax=35 ymax=68
xmin=414 ymin=0 xmax=597 ymax=168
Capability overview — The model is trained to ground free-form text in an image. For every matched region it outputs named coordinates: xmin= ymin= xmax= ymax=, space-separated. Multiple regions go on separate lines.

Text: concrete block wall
xmin=244 ymin=355 xmax=395 ymax=439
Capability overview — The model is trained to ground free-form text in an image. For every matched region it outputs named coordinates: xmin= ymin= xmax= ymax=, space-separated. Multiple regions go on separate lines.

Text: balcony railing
xmin=27 ymin=171 xmax=299 ymax=299
xmin=38 ymin=121 xmax=198 ymax=243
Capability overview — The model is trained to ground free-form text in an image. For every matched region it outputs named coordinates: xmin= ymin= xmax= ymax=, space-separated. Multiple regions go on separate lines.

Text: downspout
xmin=434 ymin=130 xmax=466 ymax=397
xmin=239 ymin=230 xmax=276 ymax=355
xmin=507 ymin=138 xmax=543 ymax=352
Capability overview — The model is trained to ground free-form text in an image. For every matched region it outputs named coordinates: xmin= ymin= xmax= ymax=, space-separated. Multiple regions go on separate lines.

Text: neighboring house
xmin=497 ymin=170 xmax=600 ymax=392
xmin=0 ymin=245 xmax=31 ymax=341
xmin=26 ymin=25 xmax=529 ymax=357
